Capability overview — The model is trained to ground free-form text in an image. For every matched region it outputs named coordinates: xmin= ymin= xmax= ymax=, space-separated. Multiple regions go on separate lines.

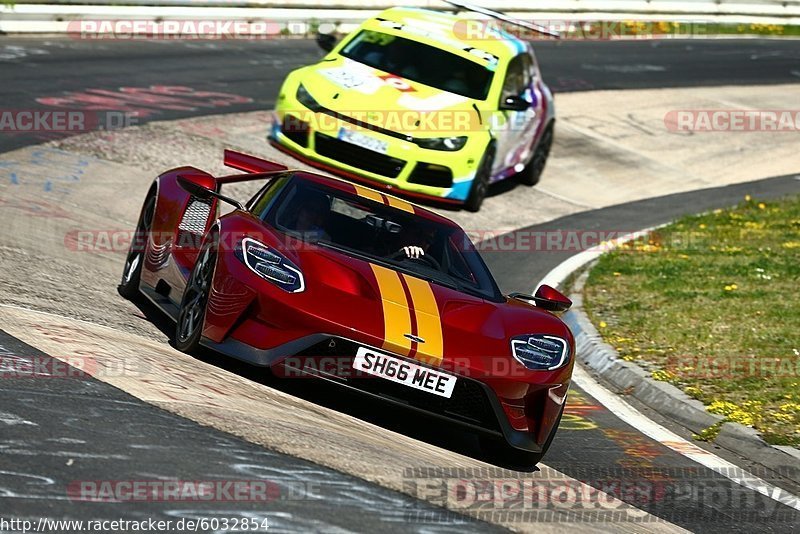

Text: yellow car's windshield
xmin=341 ymin=30 xmax=494 ymax=100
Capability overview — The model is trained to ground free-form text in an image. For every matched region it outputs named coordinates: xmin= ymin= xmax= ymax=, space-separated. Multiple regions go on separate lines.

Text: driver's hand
xmin=402 ymin=246 xmax=425 ymax=259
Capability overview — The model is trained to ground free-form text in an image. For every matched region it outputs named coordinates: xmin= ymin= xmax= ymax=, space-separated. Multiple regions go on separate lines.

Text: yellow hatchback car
xmin=270 ymin=6 xmax=555 ymax=211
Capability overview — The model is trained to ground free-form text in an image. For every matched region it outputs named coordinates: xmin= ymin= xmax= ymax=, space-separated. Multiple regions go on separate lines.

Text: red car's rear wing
xmin=217 ymin=149 xmax=289 ymax=184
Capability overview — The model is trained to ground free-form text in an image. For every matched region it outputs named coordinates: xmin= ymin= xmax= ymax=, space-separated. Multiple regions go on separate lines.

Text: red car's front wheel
xmin=175 ymin=237 xmax=217 ymax=352
xmin=118 ymin=193 xmax=155 ymax=300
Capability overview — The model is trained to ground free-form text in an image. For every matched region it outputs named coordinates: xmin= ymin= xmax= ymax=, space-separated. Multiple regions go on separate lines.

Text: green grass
xmin=703 ymin=22 xmax=800 ymax=37
xmin=583 ymin=195 xmax=800 ymax=446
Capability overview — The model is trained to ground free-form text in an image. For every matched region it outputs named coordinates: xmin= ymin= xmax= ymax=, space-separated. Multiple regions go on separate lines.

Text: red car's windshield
xmin=265 ymin=179 xmax=502 ymax=301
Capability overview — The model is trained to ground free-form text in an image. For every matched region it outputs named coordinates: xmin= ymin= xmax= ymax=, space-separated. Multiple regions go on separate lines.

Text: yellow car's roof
xmin=360 ymin=7 xmax=526 ymax=65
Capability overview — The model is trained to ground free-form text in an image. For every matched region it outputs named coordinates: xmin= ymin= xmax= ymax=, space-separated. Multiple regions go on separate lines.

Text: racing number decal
xmin=369 ymin=264 xmax=444 ymax=365
xmin=378 ymin=75 xmax=416 ymax=93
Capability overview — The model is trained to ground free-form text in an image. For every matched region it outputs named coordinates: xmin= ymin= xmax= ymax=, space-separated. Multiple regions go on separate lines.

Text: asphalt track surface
xmin=1 ymin=37 xmax=800 ymax=532
xmin=2 ymin=38 xmax=800 ymax=152
xmin=0 ymin=331 xmax=495 ymax=533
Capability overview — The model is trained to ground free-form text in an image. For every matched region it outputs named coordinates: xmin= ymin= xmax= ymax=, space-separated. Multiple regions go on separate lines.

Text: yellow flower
xmin=745 ymin=194 xmax=752 ymax=202
xmin=599 ymin=321 xmax=607 ymax=329
xmin=724 ymin=284 xmax=738 ymax=291
xmin=708 ymin=400 xmax=761 ymax=426
xmin=652 ymin=369 xmax=676 ymax=382
xmin=782 ymin=242 xmax=800 ymax=249
xmin=758 ymin=202 xmax=766 ymax=210
xmin=684 ymin=386 xmax=702 ymax=398
xmin=699 ymin=223 xmax=707 ymax=229
xmin=771 ymin=413 xmax=794 ymax=423
xmin=613 ymin=272 xmax=621 ymax=277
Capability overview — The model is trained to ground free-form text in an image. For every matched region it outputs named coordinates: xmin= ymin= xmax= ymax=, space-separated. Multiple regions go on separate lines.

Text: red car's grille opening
xmin=176 ymin=196 xmax=212 ymax=247
xmin=313 ymin=133 xmax=406 ymax=178
xmin=283 ymin=338 xmax=502 ymax=433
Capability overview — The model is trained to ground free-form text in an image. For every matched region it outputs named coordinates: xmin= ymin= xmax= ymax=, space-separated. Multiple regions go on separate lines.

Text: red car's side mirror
xmin=533 ymin=284 xmax=572 ymax=312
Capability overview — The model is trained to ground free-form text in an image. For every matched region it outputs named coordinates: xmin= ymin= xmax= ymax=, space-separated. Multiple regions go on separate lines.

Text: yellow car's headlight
xmin=296 ymin=84 xmax=322 ymax=112
xmin=414 ymin=136 xmax=468 ymax=152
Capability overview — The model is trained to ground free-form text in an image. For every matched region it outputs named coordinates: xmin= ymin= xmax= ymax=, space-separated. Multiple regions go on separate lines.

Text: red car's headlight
xmin=510 ymin=335 xmax=569 ymax=371
xmin=236 ymin=237 xmax=305 ymax=293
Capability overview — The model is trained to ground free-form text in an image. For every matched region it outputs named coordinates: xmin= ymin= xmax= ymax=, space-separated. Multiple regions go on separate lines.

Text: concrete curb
xmin=544 ymin=247 xmax=799 ymax=482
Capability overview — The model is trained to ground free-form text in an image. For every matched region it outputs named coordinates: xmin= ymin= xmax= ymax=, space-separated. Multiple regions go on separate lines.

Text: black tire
xmin=175 ymin=235 xmax=218 ymax=353
xmin=480 ymin=403 xmax=564 ymax=467
xmin=118 ymin=193 xmax=156 ymax=300
xmin=464 ymin=143 xmax=495 ymax=213
xmin=517 ymin=123 xmax=554 ymax=187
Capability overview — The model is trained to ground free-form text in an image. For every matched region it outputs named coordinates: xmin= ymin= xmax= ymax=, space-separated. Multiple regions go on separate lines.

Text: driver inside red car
xmin=292 ymin=191 xmax=331 ymax=241
xmin=397 ymin=226 xmax=436 ymax=260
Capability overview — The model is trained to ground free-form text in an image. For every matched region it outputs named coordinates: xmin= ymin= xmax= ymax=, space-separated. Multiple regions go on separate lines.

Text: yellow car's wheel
xmin=464 ymin=143 xmax=495 ymax=212
xmin=518 ymin=123 xmax=554 ymax=187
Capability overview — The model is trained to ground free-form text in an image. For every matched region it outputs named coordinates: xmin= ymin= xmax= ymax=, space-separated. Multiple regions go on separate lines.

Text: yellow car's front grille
xmin=313 ymin=132 xmax=406 ymax=178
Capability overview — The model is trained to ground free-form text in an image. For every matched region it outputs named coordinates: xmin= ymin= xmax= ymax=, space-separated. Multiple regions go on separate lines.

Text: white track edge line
xmin=536 ymin=227 xmax=800 ymax=510
xmin=572 ymin=365 xmax=800 ymax=511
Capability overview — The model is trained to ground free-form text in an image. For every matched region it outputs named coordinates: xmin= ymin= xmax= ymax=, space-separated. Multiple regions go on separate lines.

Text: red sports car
xmin=119 ymin=149 xmax=574 ymax=464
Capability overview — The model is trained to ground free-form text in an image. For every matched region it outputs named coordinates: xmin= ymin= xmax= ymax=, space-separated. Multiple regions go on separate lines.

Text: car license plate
xmin=338 ymin=128 xmax=388 ymax=154
xmin=353 ymin=347 xmax=457 ymax=398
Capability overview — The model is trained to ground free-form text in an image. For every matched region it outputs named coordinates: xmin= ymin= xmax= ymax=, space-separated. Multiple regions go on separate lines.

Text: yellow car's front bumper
xmin=269 ymin=109 xmax=488 ymax=203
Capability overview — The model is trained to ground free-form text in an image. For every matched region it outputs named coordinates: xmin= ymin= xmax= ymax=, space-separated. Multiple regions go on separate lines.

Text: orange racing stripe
xmin=401 ymin=274 xmax=444 ymax=365
xmin=385 ymin=196 xmax=415 ymax=214
xmin=369 ymin=264 xmax=412 ymax=356
xmin=353 ymin=184 xmax=385 ymax=205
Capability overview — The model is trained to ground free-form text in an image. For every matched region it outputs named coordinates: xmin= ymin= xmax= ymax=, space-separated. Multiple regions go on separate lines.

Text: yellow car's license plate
xmin=338 ymin=128 xmax=389 ymax=154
